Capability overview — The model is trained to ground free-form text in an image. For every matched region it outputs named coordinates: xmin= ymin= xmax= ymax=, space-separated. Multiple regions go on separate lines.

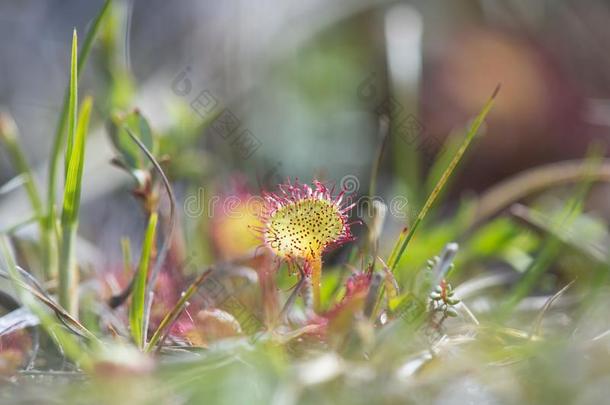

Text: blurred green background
xmin=2 ymin=1 xmax=609 ymax=265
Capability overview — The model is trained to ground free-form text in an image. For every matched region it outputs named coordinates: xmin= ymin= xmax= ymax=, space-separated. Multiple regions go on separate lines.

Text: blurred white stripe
xmin=385 ymin=4 xmax=423 ymax=89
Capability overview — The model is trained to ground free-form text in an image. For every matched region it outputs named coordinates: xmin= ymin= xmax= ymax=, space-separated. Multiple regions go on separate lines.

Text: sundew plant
xmin=1 ymin=1 xmax=610 ymax=404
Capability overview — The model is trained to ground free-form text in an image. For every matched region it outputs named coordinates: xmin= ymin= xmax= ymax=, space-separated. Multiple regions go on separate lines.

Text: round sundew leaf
xmin=260 ymin=179 xmax=355 ymax=262
xmin=265 ymin=198 xmax=344 ymax=259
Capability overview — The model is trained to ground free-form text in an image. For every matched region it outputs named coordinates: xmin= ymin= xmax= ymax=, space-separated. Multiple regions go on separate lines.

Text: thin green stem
xmin=388 ymin=87 xmax=498 ymax=273
xmin=130 ymin=212 xmax=158 ymax=349
xmin=145 ymin=269 xmax=212 ymax=353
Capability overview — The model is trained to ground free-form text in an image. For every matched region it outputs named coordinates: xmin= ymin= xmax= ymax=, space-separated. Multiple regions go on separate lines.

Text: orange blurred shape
xmin=210 ymin=182 xmax=263 ymax=260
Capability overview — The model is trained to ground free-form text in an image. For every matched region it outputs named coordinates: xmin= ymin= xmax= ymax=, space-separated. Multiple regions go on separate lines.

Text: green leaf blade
xmin=61 ymin=97 xmax=93 ymax=227
xmin=45 ymin=1 xmax=112 ymax=279
xmin=130 ymin=212 xmax=158 ymax=349
xmin=64 ymin=29 xmax=79 ymax=178
xmin=107 ymin=109 xmax=156 ymax=171
xmin=58 ymin=97 xmax=93 ymax=316
xmin=388 ymin=86 xmax=500 ymax=274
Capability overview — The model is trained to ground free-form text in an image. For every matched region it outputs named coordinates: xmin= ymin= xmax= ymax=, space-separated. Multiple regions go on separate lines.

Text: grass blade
xmin=368 ymin=116 xmax=390 ymax=198
xmin=388 ymin=86 xmax=499 ymax=273
xmin=0 ymin=237 xmax=93 ymax=369
xmin=0 ymin=215 xmax=40 ymax=235
xmin=64 ymin=29 xmax=79 ymax=178
xmin=61 ymin=97 xmax=92 ymax=225
xmin=0 ymin=265 xmax=97 ymax=340
xmin=473 ymin=159 xmax=610 ymax=226
xmin=531 ymin=279 xmax=575 ymax=338
xmin=0 ymin=113 xmax=43 ymax=217
xmin=45 ymin=1 xmax=112 ymax=279
xmin=48 ymin=1 xmax=112 ymax=201
xmin=510 ymin=204 xmax=608 ymax=263
xmin=0 ymin=113 xmax=47 ymax=278
xmin=500 ymin=156 xmax=600 ymax=315
xmin=58 ymin=97 xmax=93 ymax=316
xmin=130 ymin=212 xmax=158 ymax=349
xmin=0 ymin=174 xmax=27 ymax=195
xmin=124 ymin=128 xmax=176 ymax=344
xmin=145 ymin=269 xmax=212 ymax=353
